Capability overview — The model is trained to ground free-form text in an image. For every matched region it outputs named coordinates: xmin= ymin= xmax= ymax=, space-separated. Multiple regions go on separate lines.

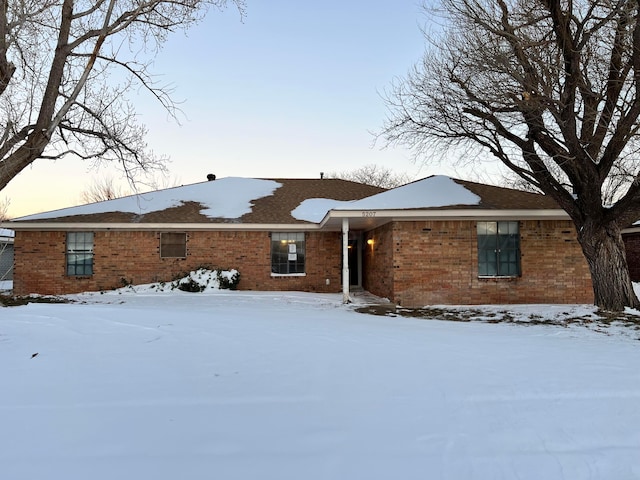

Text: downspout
xmin=342 ymin=218 xmax=350 ymax=304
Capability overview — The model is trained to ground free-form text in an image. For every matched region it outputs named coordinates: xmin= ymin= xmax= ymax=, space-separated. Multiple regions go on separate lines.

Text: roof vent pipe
xmin=207 ymin=174 xmax=216 ymax=181
xmin=320 ymin=172 xmax=324 ymax=179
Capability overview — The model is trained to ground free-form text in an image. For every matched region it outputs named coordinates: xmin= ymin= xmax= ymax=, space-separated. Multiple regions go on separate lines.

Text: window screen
xmin=160 ymin=232 xmax=187 ymax=258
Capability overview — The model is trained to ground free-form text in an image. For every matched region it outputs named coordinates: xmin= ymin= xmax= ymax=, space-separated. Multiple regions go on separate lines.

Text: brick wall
xmin=362 ymin=223 xmax=394 ymax=301
xmin=623 ymin=232 xmax=640 ymax=281
xmin=13 ymin=230 xmax=343 ymax=296
xmin=363 ymin=220 xmax=593 ymax=306
xmin=13 ymin=221 xmax=595 ymax=304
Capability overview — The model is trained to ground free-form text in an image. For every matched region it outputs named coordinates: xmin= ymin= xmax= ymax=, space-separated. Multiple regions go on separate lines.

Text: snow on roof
xmin=16 ymin=178 xmax=282 ymax=221
xmin=290 ymin=176 xmax=481 ymax=223
xmin=292 ymin=175 xmax=483 ymax=222
xmin=12 ymin=175 xmax=483 ymax=225
xmin=334 ymin=175 xmax=481 ymax=210
xmin=291 ymin=198 xmax=353 ymax=223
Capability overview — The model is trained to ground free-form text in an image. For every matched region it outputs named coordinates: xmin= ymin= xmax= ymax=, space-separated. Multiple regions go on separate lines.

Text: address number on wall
xmin=361 ymin=211 xmax=377 ymax=217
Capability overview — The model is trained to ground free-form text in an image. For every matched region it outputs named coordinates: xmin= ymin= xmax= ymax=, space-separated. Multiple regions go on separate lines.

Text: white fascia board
xmin=5 ymin=209 xmax=571 ymax=232
xmin=5 ymin=222 xmax=322 ymax=232
xmin=320 ymin=208 xmax=570 ymax=226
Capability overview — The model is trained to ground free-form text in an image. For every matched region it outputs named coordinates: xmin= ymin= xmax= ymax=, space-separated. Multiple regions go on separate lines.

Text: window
xmin=160 ymin=232 xmax=187 ymax=258
xmin=271 ymin=232 xmax=305 ymax=275
xmin=66 ymin=232 xmax=94 ymax=276
xmin=477 ymin=221 xmax=520 ymax=277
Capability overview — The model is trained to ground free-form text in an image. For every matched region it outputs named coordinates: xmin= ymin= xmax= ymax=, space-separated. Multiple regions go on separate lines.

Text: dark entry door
xmin=348 ymin=239 xmax=359 ymax=286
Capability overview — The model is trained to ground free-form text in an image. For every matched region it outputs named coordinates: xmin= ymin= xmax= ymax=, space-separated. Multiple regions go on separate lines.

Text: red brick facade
xmin=13 ymin=230 xmax=343 ymax=296
xmin=13 ymin=220 xmax=594 ymax=305
xmin=363 ymin=220 xmax=593 ymax=306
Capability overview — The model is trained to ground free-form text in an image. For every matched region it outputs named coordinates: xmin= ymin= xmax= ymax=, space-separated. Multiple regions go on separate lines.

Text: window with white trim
xmin=66 ymin=232 xmax=94 ymax=276
xmin=477 ymin=221 xmax=521 ymax=277
xmin=271 ymin=232 xmax=305 ymax=275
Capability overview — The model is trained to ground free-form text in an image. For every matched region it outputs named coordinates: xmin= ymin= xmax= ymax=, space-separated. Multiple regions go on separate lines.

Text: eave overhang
xmin=1 ymin=222 xmax=324 ymax=232
xmin=319 ymin=208 xmax=571 ymax=230
xmin=2 ymin=208 xmax=571 ymax=233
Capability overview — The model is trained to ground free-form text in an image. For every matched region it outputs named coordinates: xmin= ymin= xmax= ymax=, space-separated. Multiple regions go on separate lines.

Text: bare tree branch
xmin=328 ymin=164 xmax=412 ymax=188
xmin=0 ymin=0 xmax=245 ymax=192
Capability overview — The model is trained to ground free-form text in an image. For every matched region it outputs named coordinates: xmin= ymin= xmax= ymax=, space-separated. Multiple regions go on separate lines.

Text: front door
xmin=347 ymin=235 xmax=362 ymax=288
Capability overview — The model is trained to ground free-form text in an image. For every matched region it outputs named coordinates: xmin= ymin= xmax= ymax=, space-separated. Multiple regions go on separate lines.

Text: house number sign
xmin=361 ymin=211 xmax=377 ymax=217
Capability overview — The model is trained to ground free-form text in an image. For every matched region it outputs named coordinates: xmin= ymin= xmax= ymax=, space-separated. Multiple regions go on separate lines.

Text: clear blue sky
xmin=3 ymin=0 xmax=468 ymax=218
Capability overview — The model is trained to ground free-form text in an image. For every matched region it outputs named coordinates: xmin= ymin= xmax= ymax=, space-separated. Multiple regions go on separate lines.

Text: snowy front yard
xmin=1 ymin=289 xmax=640 ymax=480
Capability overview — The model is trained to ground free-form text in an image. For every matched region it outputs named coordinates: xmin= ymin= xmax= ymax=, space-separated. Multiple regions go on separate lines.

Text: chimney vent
xmin=320 ymin=172 xmax=324 ymax=179
xmin=207 ymin=174 xmax=216 ymax=181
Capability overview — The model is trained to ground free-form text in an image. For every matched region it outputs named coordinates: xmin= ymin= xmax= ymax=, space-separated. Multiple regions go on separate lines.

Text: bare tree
xmin=0 ymin=197 xmax=11 ymax=282
xmin=0 ymin=0 xmax=244 ymax=192
xmin=81 ymin=172 xmax=182 ymax=203
xmin=0 ymin=197 xmax=8 ymax=220
xmin=328 ymin=164 xmax=411 ymax=188
xmin=380 ymin=0 xmax=640 ymax=311
xmin=81 ymin=176 xmax=128 ymax=203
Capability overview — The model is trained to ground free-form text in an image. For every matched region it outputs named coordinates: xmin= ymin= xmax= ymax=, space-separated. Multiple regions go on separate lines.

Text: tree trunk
xmin=0 ymin=131 xmax=49 ymax=191
xmin=577 ymin=220 xmax=640 ymax=312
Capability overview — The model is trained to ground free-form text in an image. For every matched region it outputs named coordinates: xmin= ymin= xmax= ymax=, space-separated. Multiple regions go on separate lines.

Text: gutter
xmin=318 ymin=208 xmax=570 ymax=228
xmin=1 ymin=222 xmax=325 ymax=232
xmin=2 ymin=209 xmax=571 ymax=232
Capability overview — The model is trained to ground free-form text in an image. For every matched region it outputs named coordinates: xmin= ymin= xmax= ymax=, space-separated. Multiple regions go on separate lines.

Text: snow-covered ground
xmin=1 ymin=286 xmax=640 ymax=480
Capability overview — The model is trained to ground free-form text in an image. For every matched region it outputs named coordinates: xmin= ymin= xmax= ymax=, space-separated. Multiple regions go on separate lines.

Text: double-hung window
xmin=477 ymin=221 xmax=520 ymax=277
xmin=271 ymin=232 xmax=305 ymax=275
xmin=66 ymin=232 xmax=94 ymax=276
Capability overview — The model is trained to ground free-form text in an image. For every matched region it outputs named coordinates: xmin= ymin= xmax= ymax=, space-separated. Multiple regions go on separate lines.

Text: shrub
xmin=219 ymin=269 xmax=240 ymax=290
xmin=177 ymin=277 xmax=205 ymax=292
xmin=172 ymin=267 xmax=240 ymax=292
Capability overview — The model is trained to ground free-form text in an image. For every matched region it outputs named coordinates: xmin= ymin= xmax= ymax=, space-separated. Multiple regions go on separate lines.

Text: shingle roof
xmin=331 ymin=176 xmax=561 ymax=212
xmin=4 ymin=175 xmax=565 ymax=230
xmin=452 ymin=178 xmax=560 ymax=210
xmin=9 ymin=178 xmax=386 ymax=225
